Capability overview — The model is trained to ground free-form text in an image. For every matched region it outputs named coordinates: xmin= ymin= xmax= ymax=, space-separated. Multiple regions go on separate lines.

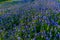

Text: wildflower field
xmin=0 ymin=0 xmax=60 ymax=40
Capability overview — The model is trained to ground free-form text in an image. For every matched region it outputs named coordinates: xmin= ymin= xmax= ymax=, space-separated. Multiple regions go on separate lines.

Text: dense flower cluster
xmin=0 ymin=7 xmax=60 ymax=40
xmin=0 ymin=0 xmax=60 ymax=40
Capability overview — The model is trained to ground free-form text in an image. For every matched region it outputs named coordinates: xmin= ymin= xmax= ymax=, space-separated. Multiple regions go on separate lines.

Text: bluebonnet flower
xmin=35 ymin=33 xmax=37 ymax=36
xmin=50 ymin=19 xmax=59 ymax=26
xmin=0 ymin=29 xmax=2 ymax=33
xmin=17 ymin=37 xmax=21 ymax=40
xmin=37 ymin=32 xmax=41 ymax=36
xmin=27 ymin=30 xmax=30 ymax=34
xmin=56 ymin=32 xmax=60 ymax=37
xmin=33 ymin=26 xmax=36 ymax=31
xmin=46 ymin=37 xmax=50 ymax=40
xmin=25 ymin=25 xmax=29 ymax=29
xmin=27 ymin=34 xmax=30 ymax=38
xmin=32 ymin=37 xmax=36 ymax=40
xmin=43 ymin=16 xmax=47 ymax=20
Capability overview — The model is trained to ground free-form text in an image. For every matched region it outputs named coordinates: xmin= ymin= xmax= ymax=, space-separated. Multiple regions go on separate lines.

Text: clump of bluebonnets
xmin=0 ymin=0 xmax=60 ymax=40
xmin=0 ymin=7 xmax=60 ymax=40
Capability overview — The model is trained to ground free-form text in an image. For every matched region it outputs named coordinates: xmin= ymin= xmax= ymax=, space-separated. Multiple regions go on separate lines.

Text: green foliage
xmin=0 ymin=0 xmax=7 ymax=2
